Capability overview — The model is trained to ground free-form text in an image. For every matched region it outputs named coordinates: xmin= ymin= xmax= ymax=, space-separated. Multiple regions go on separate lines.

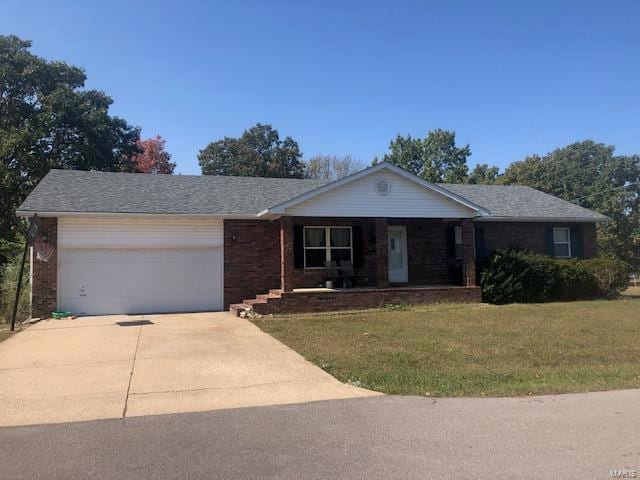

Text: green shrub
xmin=0 ymin=252 xmax=31 ymax=325
xmin=554 ymin=258 xmax=598 ymax=301
xmin=582 ymin=256 xmax=630 ymax=298
xmin=481 ymin=248 xmax=560 ymax=304
xmin=480 ymin=248 xmax=627 ymax=304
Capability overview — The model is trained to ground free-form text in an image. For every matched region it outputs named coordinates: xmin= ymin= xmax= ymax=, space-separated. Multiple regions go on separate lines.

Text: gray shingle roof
xmin=17 ymin=170 xmax=324 ymax=215
xmin=17 ymin=169 xmax=609 ymax=221
xmin=438 ymin=183 xmax=609 ymax=221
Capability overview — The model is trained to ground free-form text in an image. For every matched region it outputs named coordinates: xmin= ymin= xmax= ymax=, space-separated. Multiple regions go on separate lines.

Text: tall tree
xmin=132 ymin=135 xmax=175 ymax=174
xmin=305 ymin=155 xmax=363 ymax=182
xmin=501 ymin=141 xmax=640 ymax=263
xmin=198 ymin=123 xmax=304 ymax=178
xmin=468 ymin=163 xmax=500 ymax=184
xmin=379 ymin=129 xmax=471 ymax=183
xmin=0 ymin=35 xmax=141 ymax=258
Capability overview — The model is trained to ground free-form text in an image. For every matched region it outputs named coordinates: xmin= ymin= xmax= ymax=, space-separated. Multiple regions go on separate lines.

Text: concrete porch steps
xmin=229 ymin=289 xmax=283 ymax=317
xmin=229 ymin=303 xmax=250 ymax=316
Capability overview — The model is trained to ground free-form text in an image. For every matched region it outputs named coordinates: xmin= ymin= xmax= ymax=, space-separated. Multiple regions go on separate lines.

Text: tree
xmin=0 ymin=35 xmax=141 ymax=260
xmin=305 ymin=155 xmax=363 ymax=182
xmin=468 ymin=163 xmax=500 ymax=184
xmin=198 ymin=123 xmax=305 ymax=178
xmin=500 ymin=141 xmax=640 ymax=264
xmin=132 ymin=135 xmax=175 ymax=174
xmin=379 ymin=129 xmax=471 ymax=183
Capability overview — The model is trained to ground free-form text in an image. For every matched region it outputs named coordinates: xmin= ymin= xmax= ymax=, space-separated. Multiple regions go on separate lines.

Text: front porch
xmin=280 ymin=217 xmax=478 ymax=292
xmin=229 ymin=216 xmax=482 ymax=316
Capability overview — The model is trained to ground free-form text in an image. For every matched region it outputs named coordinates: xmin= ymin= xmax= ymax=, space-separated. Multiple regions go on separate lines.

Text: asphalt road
xmin=1 ymin=391 xmax=639 ymax=480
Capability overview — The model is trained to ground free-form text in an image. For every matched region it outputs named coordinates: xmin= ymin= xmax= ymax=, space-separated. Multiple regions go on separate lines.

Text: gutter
xmin=15 ymin=211 xmax=260 ymax=220
xmin=474 ymin=216 xmax=611 ymax=224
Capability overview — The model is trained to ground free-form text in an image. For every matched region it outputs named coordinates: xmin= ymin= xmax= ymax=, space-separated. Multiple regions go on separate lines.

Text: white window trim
xmin=303 ymin=226 xmax=353 ymax=269
xmin=553 ymin=227 xmax=572 ymax=258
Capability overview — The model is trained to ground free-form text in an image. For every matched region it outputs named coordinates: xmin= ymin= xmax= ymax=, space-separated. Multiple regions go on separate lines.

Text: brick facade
xmin=399 ymin=219 xmax=451 ymax=285
xmin=583 ymin=223 xmax=598 ymax=258
xmin=282 ymin=217 xmax=460 ymax=290
xmin=31 ymin=217 xmax=600 ymax=314
xmin=478 ymin=222 xmax=598 ymax=258
xmin=375 ymin=219 xmax=389 ymax=288
xmin=31 ymin=217 xmax=58 ymax=319
xmin=223 ymin=219 xmax=282 ymax=307
xmin=224 ymin=218 xmax=600 ymax=307
xmin=251 ymin=286 xmax=482 ymax=315
xmin=461 ymin=220 xmax=476 ymax=286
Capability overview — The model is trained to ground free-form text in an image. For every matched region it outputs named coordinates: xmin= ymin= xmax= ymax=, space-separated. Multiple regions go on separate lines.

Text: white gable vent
xmin=374 ymin=178 xmax=391 ymax=196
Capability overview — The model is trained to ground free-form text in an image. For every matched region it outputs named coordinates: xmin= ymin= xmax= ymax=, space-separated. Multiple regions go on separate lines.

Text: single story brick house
xmin=17 ymin=162 xmax=609 ymax=318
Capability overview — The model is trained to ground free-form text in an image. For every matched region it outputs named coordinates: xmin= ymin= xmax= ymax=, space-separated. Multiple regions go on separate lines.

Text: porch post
xmin=280 ymin=217 xmax=294 ymax=292
xmin=461 ymin=219 xmax=476 ymax=287
xmin=375 ymin=218 xmax=389 ymax=288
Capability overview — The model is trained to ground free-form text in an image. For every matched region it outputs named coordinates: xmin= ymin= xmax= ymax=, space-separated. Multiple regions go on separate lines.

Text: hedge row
xmin=480 ymin=248 xmax=629 ymax=304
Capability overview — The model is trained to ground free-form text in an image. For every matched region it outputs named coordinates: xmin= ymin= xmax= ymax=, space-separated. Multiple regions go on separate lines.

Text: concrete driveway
xmin=0 ymin=312 xmax=377 ymax=427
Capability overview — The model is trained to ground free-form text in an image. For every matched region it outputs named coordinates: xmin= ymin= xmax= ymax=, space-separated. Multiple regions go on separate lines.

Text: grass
xmin=253 ymin=294 xmax=640 ymax=397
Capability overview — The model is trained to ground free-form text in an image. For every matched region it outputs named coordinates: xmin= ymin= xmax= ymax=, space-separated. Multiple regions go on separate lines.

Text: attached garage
xmin=56 ymin=216 xmax=223 ymax=316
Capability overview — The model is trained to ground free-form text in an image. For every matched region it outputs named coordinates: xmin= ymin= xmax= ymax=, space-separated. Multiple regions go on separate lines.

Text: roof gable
xmin=261 ymin=162 xmax=488 ymax=218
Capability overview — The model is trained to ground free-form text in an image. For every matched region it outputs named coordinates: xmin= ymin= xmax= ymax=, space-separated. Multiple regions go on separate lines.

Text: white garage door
xmin=59 ymin=248 xmax=222 ymax=315
xmin=57 ymin=217 xmax=224 ymax=316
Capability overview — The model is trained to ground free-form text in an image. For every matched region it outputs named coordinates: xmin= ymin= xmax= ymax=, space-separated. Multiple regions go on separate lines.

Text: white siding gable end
xmin=285 ymin=170 xmax=478 ymax=218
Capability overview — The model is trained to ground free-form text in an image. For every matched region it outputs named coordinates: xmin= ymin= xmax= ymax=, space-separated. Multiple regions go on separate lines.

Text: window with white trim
xmin=553 ymin=228 xmax=571 ymax=258
xmin=454 ymin=226 xmax=463 ymax=259
xmin=303 ymin=226 xmax=352 ymax=268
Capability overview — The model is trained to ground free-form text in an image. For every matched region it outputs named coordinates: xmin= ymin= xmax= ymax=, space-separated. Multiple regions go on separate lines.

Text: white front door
xmin=387 ymin=226 xmax=408 ymax=283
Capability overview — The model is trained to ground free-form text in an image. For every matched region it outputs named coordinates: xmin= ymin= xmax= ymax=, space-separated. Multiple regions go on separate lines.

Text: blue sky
xmin=2 ymin=0 xmax=639 ymax=174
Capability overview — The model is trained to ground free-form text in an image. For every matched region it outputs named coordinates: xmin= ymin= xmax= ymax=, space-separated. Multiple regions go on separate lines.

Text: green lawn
xmin=253 ymin=294 xmax=640 ymax=397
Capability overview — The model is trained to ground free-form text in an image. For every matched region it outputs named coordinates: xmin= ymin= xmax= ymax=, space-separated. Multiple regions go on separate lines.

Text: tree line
xmin=1 ymin=34 xmax=638 ymax=269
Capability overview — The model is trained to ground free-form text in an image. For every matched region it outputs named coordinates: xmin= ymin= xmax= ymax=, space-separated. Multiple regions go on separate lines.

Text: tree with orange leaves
xmin=133 ymin=135 xmax=176 ymax=174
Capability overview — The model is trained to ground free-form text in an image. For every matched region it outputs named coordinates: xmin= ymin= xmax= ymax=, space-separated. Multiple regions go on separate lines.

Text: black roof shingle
xmin=17 ymin=170 xmax=324 ymax=215
xmin=438 ymin=183 xmax=609 ymax=221
xmin=17 ymin=169 xmax=609 ymax=222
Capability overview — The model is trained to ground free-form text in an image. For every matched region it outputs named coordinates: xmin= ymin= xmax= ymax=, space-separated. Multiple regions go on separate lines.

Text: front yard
xmin=253 ymin=292 xmax=640 ymax=397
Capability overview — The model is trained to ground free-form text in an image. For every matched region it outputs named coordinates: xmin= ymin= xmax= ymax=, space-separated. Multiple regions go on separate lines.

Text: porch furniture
xmin=323 ymin=260 xmax=355 ymax=288
xmin=324 ymin=260 xmax=342 ymax=288
xmin=340 ymin=260 xmax=354 ymax=288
